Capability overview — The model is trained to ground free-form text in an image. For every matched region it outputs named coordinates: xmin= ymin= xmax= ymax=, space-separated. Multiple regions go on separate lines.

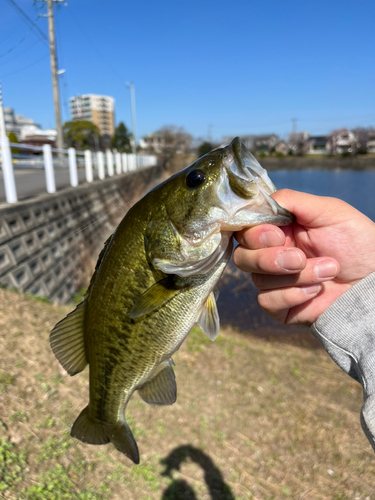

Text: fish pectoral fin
xmin=138 ymin=360 xmax=177 ymax=406
xmin=49 ymin=301 xmax=88 ymax=376
xmin=196 ymin=291 xmax=220 ymax=341
xmin=130 ymin=278 xmax=182 ymax=319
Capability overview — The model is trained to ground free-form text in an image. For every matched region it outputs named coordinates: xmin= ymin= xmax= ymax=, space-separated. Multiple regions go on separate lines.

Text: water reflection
xmin=160 ymin=445 xmax=235 ymax=500
xmin=218 ymin=259 xmax=320 ymax=348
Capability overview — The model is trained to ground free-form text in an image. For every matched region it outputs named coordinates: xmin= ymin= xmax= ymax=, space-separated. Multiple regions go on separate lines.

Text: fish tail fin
xmin=71 ymin=406 xmax=139 ymax=464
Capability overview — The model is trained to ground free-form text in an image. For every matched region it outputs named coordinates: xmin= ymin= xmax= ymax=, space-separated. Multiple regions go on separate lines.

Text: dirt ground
xmin=0 ymin=287 xmax=375 ymax=500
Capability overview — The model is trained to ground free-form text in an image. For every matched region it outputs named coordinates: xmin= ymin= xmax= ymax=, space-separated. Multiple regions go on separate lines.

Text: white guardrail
xmin=0 ymin=136 xmax=158 ymax=203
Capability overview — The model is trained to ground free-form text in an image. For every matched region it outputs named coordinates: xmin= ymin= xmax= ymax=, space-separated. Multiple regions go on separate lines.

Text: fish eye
xmin=186 ymin=170 xmax=206 ymax=188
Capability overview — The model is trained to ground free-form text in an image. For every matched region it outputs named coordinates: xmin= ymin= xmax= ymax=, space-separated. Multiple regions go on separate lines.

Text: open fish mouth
xmin=217 ymin=137 xmax=295 ymax=228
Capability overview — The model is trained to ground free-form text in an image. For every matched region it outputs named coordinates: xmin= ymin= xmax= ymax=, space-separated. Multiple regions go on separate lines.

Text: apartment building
xmin=69 ymin=94 xmax=115 ymax=136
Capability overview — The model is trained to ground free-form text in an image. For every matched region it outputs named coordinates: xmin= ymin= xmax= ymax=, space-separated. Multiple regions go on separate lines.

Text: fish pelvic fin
xmin=50 ymin=301 xmax=88 ymax=376
xmin=196 ymin=290 xmax=220 ymax=341
xmin=71 ymin=406 xmax=139 ymax=464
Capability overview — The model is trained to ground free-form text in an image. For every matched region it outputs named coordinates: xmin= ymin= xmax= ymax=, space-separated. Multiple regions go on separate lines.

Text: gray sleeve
xmin=311 ymin=272 xmax=375 ymax=452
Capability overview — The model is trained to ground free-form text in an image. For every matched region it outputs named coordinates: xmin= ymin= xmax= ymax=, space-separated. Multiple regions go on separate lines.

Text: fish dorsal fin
xmin=197 ymin=290 xmax=220 ymax=341
xmin=130 ymin=278 xmax=181 ymax=319
xmin=50 ymin=301 xmax=88 ymax=376
xmin=138 ymin=360 xmax=177 ymax=406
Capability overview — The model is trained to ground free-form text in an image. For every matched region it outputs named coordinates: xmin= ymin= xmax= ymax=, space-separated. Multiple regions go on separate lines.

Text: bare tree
xmin=352 ymin=127 xmax=369 ymax=154
xmin=157 ymin=125 xmax=193 ymax=158
xmin=288 ymin=132 xmax=310 ymax=156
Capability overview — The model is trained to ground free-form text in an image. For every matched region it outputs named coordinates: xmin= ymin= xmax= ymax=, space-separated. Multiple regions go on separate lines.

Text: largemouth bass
xmin=50 ymin=137 xmax=293 ymax=464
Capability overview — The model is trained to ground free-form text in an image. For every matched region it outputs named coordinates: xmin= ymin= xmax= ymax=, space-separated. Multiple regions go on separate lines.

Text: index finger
xmin=235 ymin=224 xmax=286 ymax=250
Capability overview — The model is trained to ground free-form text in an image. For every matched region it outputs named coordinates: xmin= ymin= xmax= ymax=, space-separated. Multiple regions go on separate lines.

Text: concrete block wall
xmin=0 ymin=164 xmax=165 ymax=303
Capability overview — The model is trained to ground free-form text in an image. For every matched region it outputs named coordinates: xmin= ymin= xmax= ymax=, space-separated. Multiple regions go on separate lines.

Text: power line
xmin=0 ymin=38 xmax=45 ymax=67
xmin=0 ymin=26 xmax=35 ymax=57
xmin=5 ymin=0 xmax=49 ymax=45
xmin=0 ymin=53 xmax=49 ymax=78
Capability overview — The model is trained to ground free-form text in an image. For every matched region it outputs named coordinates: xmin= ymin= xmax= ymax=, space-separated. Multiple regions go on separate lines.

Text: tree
xmin=111 ymin=122 xmax=131 ymax=153
xmin=157 ymin=125 xmax=192 ymax=158
xmin=352 ymin=127 xmax=369 ymax=154
xmin=288 ymin=132 xmax=310 ymax=156
xmin=7 ymin=131 xmax=19 ymax=154
xmin=198 ymin=141 xmax=214 ymax=158
xmin=63 ymin=120 xmax=100 ymax=151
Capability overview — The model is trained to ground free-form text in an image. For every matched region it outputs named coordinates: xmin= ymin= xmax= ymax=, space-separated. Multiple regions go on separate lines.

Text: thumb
xmin=271 ymin=189 xmax=352 ymax=228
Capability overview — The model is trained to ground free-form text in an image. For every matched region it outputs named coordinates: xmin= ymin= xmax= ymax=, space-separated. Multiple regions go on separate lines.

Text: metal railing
xmin=0 ymin=136 xmax=157 ymax=203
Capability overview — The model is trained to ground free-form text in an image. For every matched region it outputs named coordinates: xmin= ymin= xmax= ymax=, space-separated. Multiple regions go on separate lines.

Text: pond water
xmin=219 ymin=168 xmax=375 ymax=345
xmin=272 ymin=169 xmax=375 ymax=221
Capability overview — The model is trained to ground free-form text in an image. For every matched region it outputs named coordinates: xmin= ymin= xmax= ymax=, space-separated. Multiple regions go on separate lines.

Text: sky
xmin=0 ymin=0 xmax=374 ymax=143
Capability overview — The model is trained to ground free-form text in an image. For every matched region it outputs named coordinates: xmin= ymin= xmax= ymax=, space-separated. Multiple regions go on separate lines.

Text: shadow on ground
xmin=160 ymin=445 xmax=235 ymax=500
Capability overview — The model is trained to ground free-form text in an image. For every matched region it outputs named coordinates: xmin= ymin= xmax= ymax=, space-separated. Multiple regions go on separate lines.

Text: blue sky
xmin=0 ymin=0 xmax=374 ymax=142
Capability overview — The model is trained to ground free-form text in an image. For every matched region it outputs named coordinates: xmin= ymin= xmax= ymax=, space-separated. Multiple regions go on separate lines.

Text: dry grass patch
xmin=0 ymin=287 xmax=374 ymax=499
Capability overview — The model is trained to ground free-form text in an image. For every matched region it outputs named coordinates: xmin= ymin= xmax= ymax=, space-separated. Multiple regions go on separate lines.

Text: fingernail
xmin=275 ymin=249 xmax=303 ymax=271
xmin=302 ymin=284 xmax=322 ymax=295
xmin=259 ymin=230 xmax=284 ymax=247
xmin=314 ymin=260 xmax=338 ymax=279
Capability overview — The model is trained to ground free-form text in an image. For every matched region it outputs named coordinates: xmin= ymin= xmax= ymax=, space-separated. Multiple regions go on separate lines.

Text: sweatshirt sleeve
xmin=311 ymin=272 xmax=375 ymax=452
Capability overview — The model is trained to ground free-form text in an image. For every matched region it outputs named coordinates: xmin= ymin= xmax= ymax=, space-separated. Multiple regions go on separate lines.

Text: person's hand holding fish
xmin=234 ymin=189 xmax=375 ymax=454
xmin=233 ymin=189 xmax=375 ymax=326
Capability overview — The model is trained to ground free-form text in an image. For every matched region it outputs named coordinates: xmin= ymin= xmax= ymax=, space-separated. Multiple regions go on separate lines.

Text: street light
xmin=125 ymin=82 xmax=137 ymax=158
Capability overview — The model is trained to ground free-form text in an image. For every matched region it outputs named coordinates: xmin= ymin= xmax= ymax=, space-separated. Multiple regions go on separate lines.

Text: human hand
xmin=233 ymin=189 xmax=375 ymax=326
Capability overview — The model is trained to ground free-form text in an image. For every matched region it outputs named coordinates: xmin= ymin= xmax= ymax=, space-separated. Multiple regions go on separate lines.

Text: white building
xmin=3 ymin=107 xmax=56 ymax=143
xmin=69 ymin=94 xmax=115 ymax=136
xmin=4 ymin=107 xmax=36 ymax=140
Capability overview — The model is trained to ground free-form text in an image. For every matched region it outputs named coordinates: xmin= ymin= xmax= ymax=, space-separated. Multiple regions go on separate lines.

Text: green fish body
xmin=50 ymin=137 xmax=294 ymax=463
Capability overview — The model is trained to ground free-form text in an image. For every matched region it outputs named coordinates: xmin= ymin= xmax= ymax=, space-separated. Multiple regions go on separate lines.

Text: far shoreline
xmin=257 ymin=154 xmax=375 ymax=171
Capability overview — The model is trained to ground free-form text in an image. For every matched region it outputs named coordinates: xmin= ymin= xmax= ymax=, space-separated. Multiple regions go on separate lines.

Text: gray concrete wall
xmin=0 ymin=165 xmax=166 ymax=303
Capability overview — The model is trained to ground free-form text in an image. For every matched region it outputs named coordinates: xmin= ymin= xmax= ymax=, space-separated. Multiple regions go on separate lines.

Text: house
xmin=327 ymin=128 xmax=356 ymax=154
xmin=19 ymin=135 xmax=56 ymax=150
xmin=274 ymin=140 xmax=289 ymax=155
xmin=140 ymin=127 xmax=192 ymax=156
xmin=139 ymin=131 xmax=165 ymax=154
xmin=366 ymin=130 xmax=375 ymax=153
xmin=307 ymin=136 xmax=328 ymax=154
xmin=253 ymin=134 xmax=279 ymax=154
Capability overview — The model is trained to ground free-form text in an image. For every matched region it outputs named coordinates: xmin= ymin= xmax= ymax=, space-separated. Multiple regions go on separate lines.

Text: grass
xmin=0 ymin=287 xmax=375 ymax=499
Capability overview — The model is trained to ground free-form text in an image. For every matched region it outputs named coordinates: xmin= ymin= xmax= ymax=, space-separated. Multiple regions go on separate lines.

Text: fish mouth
xmin=222 ymin=137 xmax=294 ymax=226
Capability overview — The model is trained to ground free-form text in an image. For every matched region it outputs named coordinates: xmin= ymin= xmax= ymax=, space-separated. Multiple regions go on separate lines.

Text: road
xmin=0 ymin=168 xmax=96 ymax=203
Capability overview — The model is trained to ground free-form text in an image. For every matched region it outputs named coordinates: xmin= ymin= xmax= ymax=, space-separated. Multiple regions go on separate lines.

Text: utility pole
xmin=207 ymin=124 xmax=213 ymax=143
xmin=125 ymin=82 xmax=137 ymax=157
xmin=38 ymin=0 xmax=65 ymax=149
xmin=0 ymin=81 xmax=6 ymax=139
xmin=292 ymin=118 xmax=298 ymax=133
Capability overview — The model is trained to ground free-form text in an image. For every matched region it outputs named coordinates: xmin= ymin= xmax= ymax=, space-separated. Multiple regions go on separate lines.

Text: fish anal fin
xmin=130 ymin=278 xmax=182 ymax=319
xmin=197 ymin=291 xmax=220 ymax=341
xmin=138 ymin=360 xmax=177 ymax=406
xmin=71 ymin=406 xmax=139 ymax=464
xmin=49 ymin=301 xmax=88 ymax=376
